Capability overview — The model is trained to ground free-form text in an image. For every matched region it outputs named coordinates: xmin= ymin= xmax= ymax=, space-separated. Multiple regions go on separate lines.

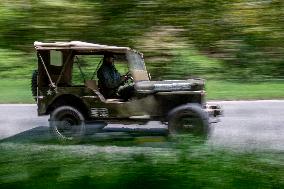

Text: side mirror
xmin=148 ymin=73 xmax=151 ymax=80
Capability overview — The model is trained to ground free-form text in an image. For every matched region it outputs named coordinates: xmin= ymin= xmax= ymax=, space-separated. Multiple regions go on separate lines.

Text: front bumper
xmin=205 ymin=104 xmax=222 ymax=117
xmin=205 ymin=104 xmax=222 ymax=123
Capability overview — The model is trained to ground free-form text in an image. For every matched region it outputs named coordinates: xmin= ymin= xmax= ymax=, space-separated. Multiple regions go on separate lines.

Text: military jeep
xmin=33 ymin=41 xmax=221 ymax=140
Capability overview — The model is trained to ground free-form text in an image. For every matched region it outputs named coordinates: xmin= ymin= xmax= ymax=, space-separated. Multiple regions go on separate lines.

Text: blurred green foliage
xmin=0 ymin=136 xmax=283 ymax=189
xmin=0 ymin=0 xmax=283 ymax=80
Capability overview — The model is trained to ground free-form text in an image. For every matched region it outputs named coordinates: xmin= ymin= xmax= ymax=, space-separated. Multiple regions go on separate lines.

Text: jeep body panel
xmin=38 ymin=85 xmax=205 ymax=120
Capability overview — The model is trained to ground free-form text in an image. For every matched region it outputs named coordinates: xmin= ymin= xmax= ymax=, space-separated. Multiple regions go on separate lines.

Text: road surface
xmin=0 ymin=100 xmax=283 ymax=151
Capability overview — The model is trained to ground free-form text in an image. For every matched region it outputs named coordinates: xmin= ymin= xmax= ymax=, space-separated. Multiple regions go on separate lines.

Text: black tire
xmin=31 ymin=70 xmax=38 ymax=100
xmin=167 ymin=104 xmax=209 ymax=137
xmin=49 ymin=106 xmax=86 ymax=141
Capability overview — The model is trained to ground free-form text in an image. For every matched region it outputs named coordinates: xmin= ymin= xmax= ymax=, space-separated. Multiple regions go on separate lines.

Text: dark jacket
xmin=97 ymin=63 xmax=121 ymax=97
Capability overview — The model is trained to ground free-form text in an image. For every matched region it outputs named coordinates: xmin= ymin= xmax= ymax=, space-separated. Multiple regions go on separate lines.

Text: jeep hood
xmin=135 ymin=79 xmax=205 ymax=93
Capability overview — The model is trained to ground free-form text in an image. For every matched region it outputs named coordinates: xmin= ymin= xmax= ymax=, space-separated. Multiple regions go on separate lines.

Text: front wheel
xmin=167 ymin=104 xmax=209 ymax=137
xmin=49 ymin=106 xmax=86 ymax=141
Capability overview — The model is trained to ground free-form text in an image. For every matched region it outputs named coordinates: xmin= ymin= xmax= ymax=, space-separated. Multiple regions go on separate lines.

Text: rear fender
xmin=46 ymin=94 xmax=89 ymax=118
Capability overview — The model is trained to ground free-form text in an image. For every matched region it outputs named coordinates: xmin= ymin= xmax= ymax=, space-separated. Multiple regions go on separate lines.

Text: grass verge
xmin=0 ymin=79 xmax=34 ymax=103
xmin=0 ymin=79 xmax=283 ymax=103
xmin=206 ymin=80 xmax=284 ymax=100
xmin=0 ymin=136 xmax=283 ymax=189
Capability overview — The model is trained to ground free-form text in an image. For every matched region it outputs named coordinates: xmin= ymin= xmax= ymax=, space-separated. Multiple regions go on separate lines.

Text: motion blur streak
xmin=1 ymin=1 xmax=284 ymax=188
xmin=0 ymin=137 xmax=283 ymax=188
xmin=0 ymin=101 xmax=284 ymax=188
xmin=0 ymin=0 xmax=283 ymax=80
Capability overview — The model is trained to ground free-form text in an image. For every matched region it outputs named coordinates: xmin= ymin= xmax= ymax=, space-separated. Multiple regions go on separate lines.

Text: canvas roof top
xmin=34 ymin=41 xmax=131 ymax=53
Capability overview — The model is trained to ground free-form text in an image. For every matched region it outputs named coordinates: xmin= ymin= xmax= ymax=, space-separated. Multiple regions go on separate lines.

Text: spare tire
xmin=31 ymin=70 xmax=38 ymax=100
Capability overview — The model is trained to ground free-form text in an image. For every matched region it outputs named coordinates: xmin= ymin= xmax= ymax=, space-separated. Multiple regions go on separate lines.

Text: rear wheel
xmin=167 ymin=104 xmax=209 ymax=137
xmin=49 ymin=106 xmax=85 ymax=141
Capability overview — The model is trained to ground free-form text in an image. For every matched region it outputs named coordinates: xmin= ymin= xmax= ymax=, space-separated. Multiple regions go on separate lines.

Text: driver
xmin=97 ymin=54 xmax=134 ymax=100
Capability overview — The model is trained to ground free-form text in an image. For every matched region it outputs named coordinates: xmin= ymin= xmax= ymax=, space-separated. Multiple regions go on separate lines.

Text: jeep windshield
xmin=127 ymin=51 xmax=149 ymax=81
xmin=127 ymin=51 xmax=146 ymax=71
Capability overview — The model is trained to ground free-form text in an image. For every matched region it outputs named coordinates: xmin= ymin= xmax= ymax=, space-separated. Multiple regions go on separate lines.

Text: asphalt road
xmin=0 ymin=100 xmax=283 ymax=151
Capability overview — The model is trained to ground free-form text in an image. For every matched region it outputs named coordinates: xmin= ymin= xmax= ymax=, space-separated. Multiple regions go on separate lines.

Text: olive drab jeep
xmin=32 ymin=41 xmax=221 ymax=140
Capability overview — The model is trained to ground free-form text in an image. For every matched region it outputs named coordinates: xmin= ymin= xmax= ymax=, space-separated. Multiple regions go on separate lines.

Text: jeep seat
xmin=85 ymin=80 xmax=98 ymax=90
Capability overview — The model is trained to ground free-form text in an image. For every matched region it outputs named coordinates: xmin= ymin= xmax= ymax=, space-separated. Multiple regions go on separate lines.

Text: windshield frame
xmin=126 ymin=50 xmax=147 ymax=71
xmin=126 ymin=50 xmax=149 ymax=81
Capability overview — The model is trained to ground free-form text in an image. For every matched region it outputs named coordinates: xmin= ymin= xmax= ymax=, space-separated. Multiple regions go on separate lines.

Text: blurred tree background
xmin=0 ymin=0 xmax=283 ymax=80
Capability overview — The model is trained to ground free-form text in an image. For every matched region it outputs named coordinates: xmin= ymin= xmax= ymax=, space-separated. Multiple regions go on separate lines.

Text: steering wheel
xmin=123 ymin=71 xmax=134 ymax=84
